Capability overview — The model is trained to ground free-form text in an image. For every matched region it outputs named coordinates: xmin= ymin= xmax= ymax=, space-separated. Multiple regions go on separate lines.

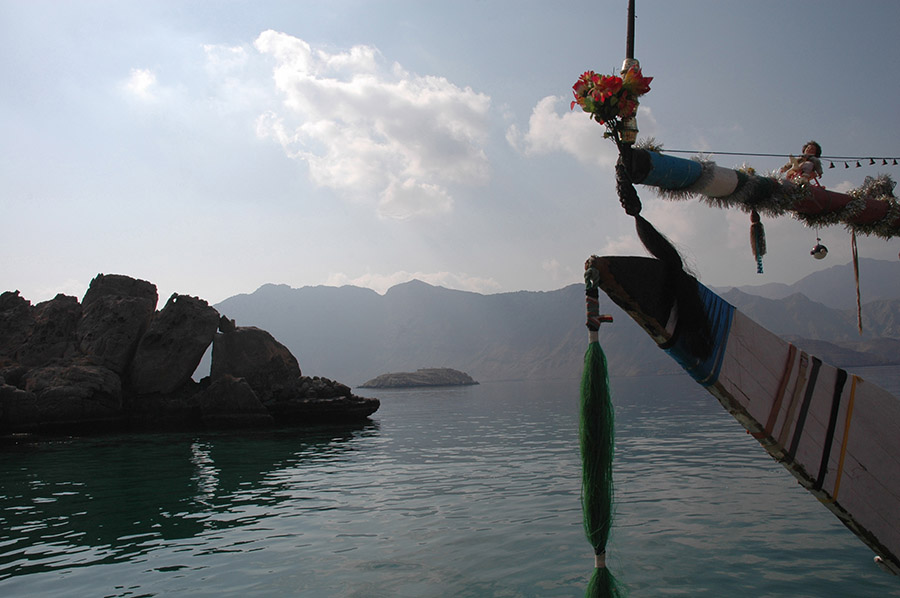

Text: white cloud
xmin=507 ymin=96 xmax=658 ymax=171
xmin=540 ymin=258 xmax=579 ymax=286
xmin=203 ymin=44 xmax=249 ymax=74
xmin=597 ymin=231 xmax=645 ymax=257
xmin=124 ymin=68 xmax=158 ymax=101
xmin=832 ymin=179 xmax=856 ymax=193
xmin=593 ymin=195 xmax=728 ymax=278
xmin=378 ymin=177 xmax=452 ymax=220
xmin=252 ymin=30 xmax=491 ymax=218
xmin=325 ymin=270 xmax=502 ymax=295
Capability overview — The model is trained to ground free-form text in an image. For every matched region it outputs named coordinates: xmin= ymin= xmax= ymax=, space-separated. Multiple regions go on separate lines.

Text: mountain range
xmin=209 ymin=258 xmax=900 ymax=386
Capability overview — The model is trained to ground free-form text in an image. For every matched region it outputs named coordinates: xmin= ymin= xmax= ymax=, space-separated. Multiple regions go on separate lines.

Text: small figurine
xmin=782 ymin=140 xmax=823 ymax=185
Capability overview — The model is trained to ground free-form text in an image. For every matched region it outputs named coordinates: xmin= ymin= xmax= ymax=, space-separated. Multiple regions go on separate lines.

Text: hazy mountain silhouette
xmin=727 ymin=257 xmax=900 ymax=310
xmin=211 ymin=259 xmax=900 ymax=386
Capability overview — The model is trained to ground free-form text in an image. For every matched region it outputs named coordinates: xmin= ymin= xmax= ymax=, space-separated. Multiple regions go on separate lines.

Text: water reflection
xmin=0 ymin=422 xmax=377 ymax=580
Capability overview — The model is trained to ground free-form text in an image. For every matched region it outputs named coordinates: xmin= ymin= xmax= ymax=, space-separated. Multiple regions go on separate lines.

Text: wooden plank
xmin=591 ymin=255 xmax=900 ymax=574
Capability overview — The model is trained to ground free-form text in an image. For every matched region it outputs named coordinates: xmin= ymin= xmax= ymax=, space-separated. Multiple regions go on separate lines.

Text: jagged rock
xmin=17 ymin=295 xmax=82 ymax=366
xmin=360 ymin=367 xmax=478 ymax=388
xmin=77 ymin=273 xmax=158 ymax=374
xmin=77 ymin=295 xmax=155 ymax=374
xmin=210 ymin=326 xmax=302 ymax=401
xmin=82 ymin=274 xmax=158 ymax=308
xmin=266 ymin=375 xmax=379 ymax=422
xmin=20 ymin=364 xmax=122 ymax=430
xmin=193 ymin=375 xmax=273 ymax=427
xmin=121 ymin=381 xmax=201 ymax=430
xmin=0 ymin=382 xmax=39 ymax=430
xmin=0 ymin=365 xmax=28 ymax=389
xmin=128 ymin=294 xmax=220 ymax=394
xmin=0 ymin=291 xmax=34 ymax=362
xmin=0 ymin=274 xmax=378 ymax=434
xmin=210 ymin=328 xmax=378 ymax=423
xmin=218 ymin=315 xmax=236 ymax=333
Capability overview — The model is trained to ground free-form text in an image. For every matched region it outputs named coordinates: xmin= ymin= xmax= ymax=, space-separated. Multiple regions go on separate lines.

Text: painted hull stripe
xmin=814 ymin=368 xmax=848 ymax=491
xmin=778 ymin=352 xmax=810 ymax=448
xmin=763 ymin=343 xmax=798 ymax=437
xmin=788 ymin=356 xmax=822 ymax=461
xmin=830 ymin=375 xmax=860 ymax=501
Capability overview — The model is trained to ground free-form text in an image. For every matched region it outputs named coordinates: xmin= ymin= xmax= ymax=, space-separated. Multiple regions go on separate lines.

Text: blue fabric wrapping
xmin=664 ymin=283 xmax=734 ymax=386
xmin=641 ymin=151 xmax=703 ymax=189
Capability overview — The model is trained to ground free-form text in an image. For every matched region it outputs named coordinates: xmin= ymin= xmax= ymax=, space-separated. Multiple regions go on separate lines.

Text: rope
xmin=615 ymin=153 xmax=714 ymax=360
xmin=616 ymin=161 xmax=642 ymax=216
xmin=852 ymin=231 xmax=862 ymax=334
xmin=663 ymin=148 xmax=900 ymax=163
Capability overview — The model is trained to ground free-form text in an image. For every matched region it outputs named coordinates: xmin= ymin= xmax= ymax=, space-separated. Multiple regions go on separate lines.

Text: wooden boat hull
xmin=591 ymin=255 xmax=900 ymax=574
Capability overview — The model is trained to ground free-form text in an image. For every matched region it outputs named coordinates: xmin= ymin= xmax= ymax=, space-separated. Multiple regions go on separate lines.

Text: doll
xmin=781 ymin=141 xmax=823 ymax=185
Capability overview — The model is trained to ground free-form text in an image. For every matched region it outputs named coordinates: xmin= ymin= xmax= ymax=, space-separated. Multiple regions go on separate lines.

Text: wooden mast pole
xmin=625 ymin=0 xmax=635 ymax=59
xmin=620 ymin=0 xmax=639 ymax=144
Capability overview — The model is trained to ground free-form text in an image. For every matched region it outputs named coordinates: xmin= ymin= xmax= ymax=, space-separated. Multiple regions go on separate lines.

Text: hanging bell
xmin=811 ymin=242 xmax=828 ymax=260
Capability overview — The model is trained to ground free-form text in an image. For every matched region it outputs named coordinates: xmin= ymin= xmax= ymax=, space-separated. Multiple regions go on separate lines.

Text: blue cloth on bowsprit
xmin=664 ymin=282 xmax=735 ymax=386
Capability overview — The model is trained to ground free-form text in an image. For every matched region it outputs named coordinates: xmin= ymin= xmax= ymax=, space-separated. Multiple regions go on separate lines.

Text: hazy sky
xmin=4 ymin=0 xmax=899 ymax=306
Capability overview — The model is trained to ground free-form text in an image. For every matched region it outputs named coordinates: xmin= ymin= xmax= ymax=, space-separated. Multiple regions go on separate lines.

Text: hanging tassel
xmin=750 ymin=209 xmax=766 ymax=274
xmin=581 ymin=260 xmax=620 ymax=597
xmin=852 ymin=231 xmax=862 ymax=334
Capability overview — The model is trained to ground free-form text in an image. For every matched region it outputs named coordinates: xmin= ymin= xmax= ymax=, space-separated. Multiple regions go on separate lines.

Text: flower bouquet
xmin=571 ymin=65 xmax=652 ymax=146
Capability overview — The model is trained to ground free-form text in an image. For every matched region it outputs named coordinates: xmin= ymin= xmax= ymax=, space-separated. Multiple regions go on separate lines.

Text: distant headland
xmin=360 ymin=368 xmax=478 ymax=389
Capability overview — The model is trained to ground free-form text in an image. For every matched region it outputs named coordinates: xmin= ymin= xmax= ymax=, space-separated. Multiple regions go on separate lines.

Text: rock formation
xmin=0 ymin=274 xmax=378 ymax=435
xmin=360 ymin=367 xmax=478 ymax=388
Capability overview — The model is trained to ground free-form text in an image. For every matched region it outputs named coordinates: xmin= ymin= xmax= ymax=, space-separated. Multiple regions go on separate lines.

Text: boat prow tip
xmin=875 ymin=556 xmax=900 ymax=576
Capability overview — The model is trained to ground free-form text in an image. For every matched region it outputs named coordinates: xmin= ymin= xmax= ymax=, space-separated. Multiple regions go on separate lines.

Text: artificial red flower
xmin=571 ymin=71 xmax=595 ymax=110
xmin=618 ymin=97 xmax=638 ymax=119
xmin=594 ymin=75 xmax=623 ymax=102
xmin=622 ymin=66 xmax=652 ymax=96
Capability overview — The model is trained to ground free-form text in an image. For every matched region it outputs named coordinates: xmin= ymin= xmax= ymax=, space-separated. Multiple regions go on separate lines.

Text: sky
xmin=3 ymin=0 xmax=900 ymax=307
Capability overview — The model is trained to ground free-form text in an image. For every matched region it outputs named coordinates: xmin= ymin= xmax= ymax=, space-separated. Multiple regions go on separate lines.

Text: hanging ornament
xmin=811 ymin=236 xmax=828 ymax=260
xmin=749 ymin=209 xmax=766 ymax=273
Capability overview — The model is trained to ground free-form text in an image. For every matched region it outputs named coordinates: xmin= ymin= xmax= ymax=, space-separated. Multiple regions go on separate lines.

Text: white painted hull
xmin=592 ymin=255 xmax=900 ymax=574
xmin=711 ymin=310 xmax=900 ymax=575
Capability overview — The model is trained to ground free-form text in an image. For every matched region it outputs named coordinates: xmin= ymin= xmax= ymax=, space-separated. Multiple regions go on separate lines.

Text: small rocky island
xmin=360 ymin=368 xmax=478 ymax=389
xmin=0 ymin=274 xmax=379 ymax=435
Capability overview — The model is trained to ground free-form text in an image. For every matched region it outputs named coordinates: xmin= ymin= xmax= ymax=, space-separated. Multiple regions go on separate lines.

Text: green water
xmin=2 ymin=374 xmax=899 ymax=597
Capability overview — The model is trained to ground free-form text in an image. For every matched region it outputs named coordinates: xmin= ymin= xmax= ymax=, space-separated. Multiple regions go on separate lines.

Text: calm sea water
xmin=2 ymin=368 xmax=900 ymax=597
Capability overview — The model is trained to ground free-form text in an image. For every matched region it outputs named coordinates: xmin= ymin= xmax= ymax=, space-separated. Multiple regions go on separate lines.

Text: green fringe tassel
xmin=580 ymin=341 xmax=622 ymax=597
